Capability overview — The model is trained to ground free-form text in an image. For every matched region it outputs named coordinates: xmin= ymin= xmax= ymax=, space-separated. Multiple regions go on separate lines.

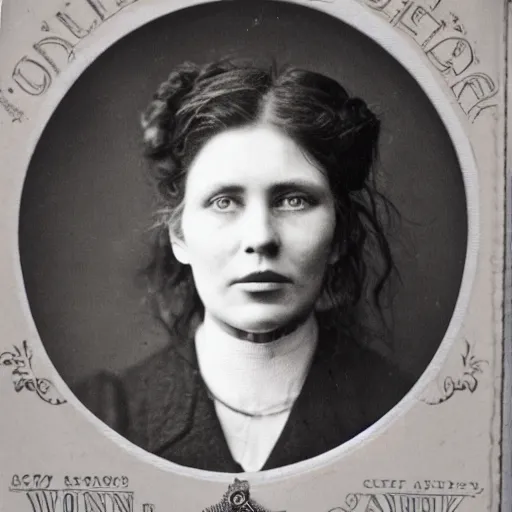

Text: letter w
xmin=27 ymin=491 xmax=58 ymax=512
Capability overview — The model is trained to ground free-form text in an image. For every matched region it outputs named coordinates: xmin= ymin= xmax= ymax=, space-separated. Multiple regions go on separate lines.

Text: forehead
xmin=186 ymin=125 xmax=328 ymax=189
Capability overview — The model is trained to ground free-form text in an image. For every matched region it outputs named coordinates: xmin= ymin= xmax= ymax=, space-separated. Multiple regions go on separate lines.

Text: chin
xmin=227 ymin=305 xmax=305 ymax=333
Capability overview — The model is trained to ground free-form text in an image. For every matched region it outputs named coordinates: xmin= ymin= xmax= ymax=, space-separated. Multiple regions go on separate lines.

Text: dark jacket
xmin=76 ymin=318 xmax=412 ymax=472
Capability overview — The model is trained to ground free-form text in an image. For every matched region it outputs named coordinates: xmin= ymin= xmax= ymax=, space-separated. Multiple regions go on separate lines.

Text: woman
xmin=77 ymin=60 xmax=412 ymax=473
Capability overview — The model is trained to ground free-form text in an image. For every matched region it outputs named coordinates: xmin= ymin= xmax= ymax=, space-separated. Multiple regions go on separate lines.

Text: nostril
xmin=244 ymin=240 xmax=279 ymax=257
xmin=266 ymin=241 xmax=279 ymax=258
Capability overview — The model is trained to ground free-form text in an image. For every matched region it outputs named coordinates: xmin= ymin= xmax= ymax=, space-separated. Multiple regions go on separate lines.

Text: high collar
xmin=138 ymin=314 xmax=355 ymax=462
xmin=130 ymin=314 xmax=412 ymax=471
xmin=195 ymin=314 xmax=318 ymax=415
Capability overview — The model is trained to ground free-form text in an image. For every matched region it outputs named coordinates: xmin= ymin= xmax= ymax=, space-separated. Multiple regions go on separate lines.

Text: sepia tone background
xmin=18 ymin=0 xmax=467 ymax=387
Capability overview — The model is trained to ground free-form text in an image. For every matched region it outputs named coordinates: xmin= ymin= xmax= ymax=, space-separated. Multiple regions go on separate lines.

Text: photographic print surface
xmin=17 ymin=0 xmax=467 ymax=471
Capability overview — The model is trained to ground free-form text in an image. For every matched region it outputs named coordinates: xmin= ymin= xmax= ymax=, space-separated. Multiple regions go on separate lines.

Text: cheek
xmin=286 ymin=215 xmax=336 ymax=276
xmin=181 ymin=217 xmax=236 ymax=274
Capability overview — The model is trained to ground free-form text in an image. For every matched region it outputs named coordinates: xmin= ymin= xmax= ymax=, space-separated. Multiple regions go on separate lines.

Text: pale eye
xmin=287 ymin=197 xmax=304 ymax=208
xmin=211 ymin=196 xmax=237 ymax=211
xmin=277 ymin=195 xmax=310 ymax=211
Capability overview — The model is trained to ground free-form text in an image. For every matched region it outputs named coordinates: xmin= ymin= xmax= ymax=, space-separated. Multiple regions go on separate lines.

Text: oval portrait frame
xmin=5 ymin=0 xmax=482 ymax=487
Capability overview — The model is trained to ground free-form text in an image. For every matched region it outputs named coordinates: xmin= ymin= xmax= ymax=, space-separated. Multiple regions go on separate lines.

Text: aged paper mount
xmin=0 ymin=0 xmax=508 ymax=511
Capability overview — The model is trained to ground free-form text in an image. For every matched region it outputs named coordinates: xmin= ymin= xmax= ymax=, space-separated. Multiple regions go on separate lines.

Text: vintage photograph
xmin=18 ymin=0 xmax=467 ymax=473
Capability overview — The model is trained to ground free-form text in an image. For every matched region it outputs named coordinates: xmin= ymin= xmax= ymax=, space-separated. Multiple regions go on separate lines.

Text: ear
xmin=168 ymin=225 xmax=190 ymax=265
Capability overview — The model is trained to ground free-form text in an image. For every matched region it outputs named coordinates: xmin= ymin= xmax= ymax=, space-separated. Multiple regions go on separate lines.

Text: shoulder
xmin=316 ymin=319 xmax=414 ymax=419
xmin=347 ymin=345 xmax=414 ymax=404
xmin=121 ymin=340 xmax=197 ymax=412
xmin=73 ymin=333 xmax=198 ymax=447
xmin=72 ymin=370 xmax=129 ymax=434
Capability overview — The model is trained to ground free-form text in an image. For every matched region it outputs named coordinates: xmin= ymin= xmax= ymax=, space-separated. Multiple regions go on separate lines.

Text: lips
xmin=233 ymin=271 xmax=291 ymax=284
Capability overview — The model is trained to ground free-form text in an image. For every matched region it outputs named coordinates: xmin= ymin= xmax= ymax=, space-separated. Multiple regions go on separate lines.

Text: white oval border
xmin=9 ymin=0 xmax=480 ymax=485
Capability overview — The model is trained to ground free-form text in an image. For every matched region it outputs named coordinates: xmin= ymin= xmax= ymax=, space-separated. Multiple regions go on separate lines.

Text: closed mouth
xmin=234 ymin=271 xmax=291 ymax=284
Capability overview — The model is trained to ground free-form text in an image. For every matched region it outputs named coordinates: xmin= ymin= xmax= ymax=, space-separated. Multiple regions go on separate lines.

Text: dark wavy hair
xmin=140 ymin=59 xmax=398 ymax=341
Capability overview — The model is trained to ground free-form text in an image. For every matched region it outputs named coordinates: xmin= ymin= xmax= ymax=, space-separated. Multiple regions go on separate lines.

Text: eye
xmin=275 ymin=195 xmax=312 ymax=211
xmin=210 ymin=196 xmax=238 ymax=212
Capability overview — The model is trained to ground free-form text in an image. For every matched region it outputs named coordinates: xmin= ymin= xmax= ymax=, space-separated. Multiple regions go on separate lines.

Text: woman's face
xmin=171 ymin=124 xmax=337 ymax=333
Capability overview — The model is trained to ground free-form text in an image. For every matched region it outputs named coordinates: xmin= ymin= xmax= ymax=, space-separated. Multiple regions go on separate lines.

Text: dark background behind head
xmin=19 ymin=0 xmax=467 ymax=387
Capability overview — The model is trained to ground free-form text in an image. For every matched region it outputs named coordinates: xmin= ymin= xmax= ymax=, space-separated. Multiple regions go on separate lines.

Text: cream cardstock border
xmin=0 ymin=0 xmax=507 ymax=510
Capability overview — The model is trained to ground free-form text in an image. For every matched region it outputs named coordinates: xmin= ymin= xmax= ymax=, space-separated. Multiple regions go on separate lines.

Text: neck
xmin=195 ymin=312 xmax=319 ymax=415
xmin=208 ymin=313 xmax=312 ymax=344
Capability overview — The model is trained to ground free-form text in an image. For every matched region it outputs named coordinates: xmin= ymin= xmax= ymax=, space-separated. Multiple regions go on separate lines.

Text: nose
xmin=242 ymin=205 xmax=280 ymax=257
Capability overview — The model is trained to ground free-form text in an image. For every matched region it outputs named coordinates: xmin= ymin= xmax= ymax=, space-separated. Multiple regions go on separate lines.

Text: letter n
xmin=112 ymin=492 xmax=133 ymax=512
xmin=84 ymin=492 xmax=108 ymax=512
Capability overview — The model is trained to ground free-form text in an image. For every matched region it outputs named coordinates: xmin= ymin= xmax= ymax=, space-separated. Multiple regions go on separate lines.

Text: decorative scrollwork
xmin=0 ymin=341 xmax=66 ymax=405
xmin=327 ymin=493 xmax=361 ymax=512
xmin=424 ymin=340 xmax=487 ymax=405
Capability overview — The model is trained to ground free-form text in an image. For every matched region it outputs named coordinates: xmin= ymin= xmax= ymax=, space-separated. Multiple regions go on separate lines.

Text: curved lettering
xmin=427 ymin=37 xmax=474 ymax=75
xmin=362 ymin=0 xmax=392 ymax=8
xmin=12 ymin=57 xmax=52 ymax=96
xmin=451 ymin=73 xmax=497 ymax=116
xmin=398 ymin=5 xmax=445 ymax=48
xmin=34 ymin=36 xmax=76 ymax=74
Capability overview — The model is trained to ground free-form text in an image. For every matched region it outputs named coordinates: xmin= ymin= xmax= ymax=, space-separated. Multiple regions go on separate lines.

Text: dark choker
xmin=217 ymin=315 xmax=310 ymax=343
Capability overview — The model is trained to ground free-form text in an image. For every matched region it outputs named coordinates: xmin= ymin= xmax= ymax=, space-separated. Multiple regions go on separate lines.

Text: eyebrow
xmin=271 ymin=180 xmax=327 ymax=195
xmin=204 ymin=179 xmax=328 ymax=196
